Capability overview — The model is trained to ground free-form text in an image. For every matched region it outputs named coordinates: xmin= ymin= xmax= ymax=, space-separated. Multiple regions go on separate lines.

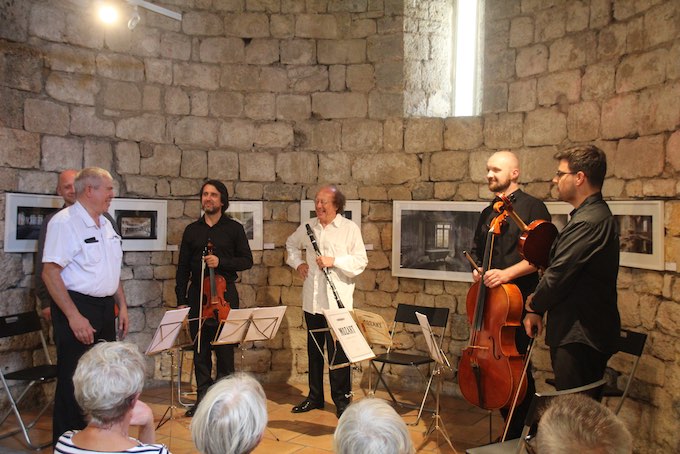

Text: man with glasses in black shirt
xmin=524 ymin=145 xmax=620 ymax=390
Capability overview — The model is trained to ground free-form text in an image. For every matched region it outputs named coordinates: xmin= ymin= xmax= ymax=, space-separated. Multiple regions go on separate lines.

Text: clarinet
xmin=305 ymin=224 xmax=345 ymax=309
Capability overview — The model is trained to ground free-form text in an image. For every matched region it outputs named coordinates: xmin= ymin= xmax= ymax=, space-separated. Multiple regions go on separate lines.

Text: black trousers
xmin=52 ymin=292 xmax=116 ymax=444
xmin=189 ymin=281 xmax=239 ymax=404
xmin=304 ymin=311 xmax=351 ymax=408
xmin=551 ymin=342 xmax=610 ymax=391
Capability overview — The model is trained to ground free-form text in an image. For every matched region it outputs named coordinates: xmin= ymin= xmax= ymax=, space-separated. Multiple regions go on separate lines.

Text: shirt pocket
xmin=83 ymin=242 xmax=103 ymax=264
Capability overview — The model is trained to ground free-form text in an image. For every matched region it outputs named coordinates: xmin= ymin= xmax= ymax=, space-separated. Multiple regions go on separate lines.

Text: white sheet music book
xmin=323 ymin=308 xmax=375 ymax=363
xmin=416 ymin=312 xmax=446 ymax=365
xmin=215 ymin=306 xmax=287 ymax=345
xmin=146 ymin=307 xmax=190 ymax=355
xmin=353 ymin=309 xmax=392 ymax=347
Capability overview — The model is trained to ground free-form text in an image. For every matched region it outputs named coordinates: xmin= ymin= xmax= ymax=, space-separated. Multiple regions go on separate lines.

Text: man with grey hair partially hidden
xmin=191 ymin=373 xmax=268 ymax=454
xmin=43 ymin=167 xmax=129 ymax=444
xmin=334 ymin=398 xmax=415 ymax=454
xmin=54 ymin=341 xmax=170 ymax=453
xmin=536 ymin=393 xmax=632 ymax=454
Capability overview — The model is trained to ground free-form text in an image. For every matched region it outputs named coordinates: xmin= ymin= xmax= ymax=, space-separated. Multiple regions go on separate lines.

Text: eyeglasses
xmin=555 ymin=170 xmax=576 ymax=178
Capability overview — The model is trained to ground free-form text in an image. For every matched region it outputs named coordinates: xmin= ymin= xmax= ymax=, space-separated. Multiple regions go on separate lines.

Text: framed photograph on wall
xmin=546 ymin=200 xmax=664 ymax=271
xmin=108 ymin=198 xmax=167 ymax=251
xmin=4 ymin=193 xmax=63 ymax=252
xmin=226 ymin=201 xmax=264 ymax=250
xmin=300 ymin=199 xmax=362 ymax=231
xmin=392 ymin=201 xmax=487 ymax=282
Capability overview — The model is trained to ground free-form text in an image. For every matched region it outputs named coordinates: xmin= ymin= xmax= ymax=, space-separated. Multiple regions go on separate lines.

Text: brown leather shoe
xmin=291 ymin=399 xmax=324 ymax=413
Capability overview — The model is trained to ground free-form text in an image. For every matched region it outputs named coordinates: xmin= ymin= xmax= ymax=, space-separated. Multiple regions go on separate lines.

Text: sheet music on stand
xmin=416 ymin=312 xmax=449 ymax=367
xmin=146 ymin=307 xmax=191 ymax=355
xmin=353 ymin=309 xmax=392 ymax=347
xmin=213 ymin=306 xmax=287 ymax=345
xmin=323 ymin=308 xmax=375 ymax=363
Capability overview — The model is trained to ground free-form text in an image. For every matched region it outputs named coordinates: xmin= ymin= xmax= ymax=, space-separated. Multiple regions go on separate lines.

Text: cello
xmin=458 ymin=208 xmax=528 ymax=410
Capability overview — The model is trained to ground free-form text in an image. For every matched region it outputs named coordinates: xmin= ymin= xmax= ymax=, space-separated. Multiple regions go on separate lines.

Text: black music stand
xmin=415 ymin=312 xmax=458 ymax=453
xmin=145 ymin=307 xmax=191 ymax=429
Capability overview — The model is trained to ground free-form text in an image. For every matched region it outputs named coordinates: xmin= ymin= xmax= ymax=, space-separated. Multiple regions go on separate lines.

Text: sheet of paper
xmin=416 ymin=311 xmax=445 ymax=365
xmin=324 ymin=308 xmax=375 ymax=363
xmin=214 ymin=306 xmax=288 ymax=344
xmin=353 ymin=309 xmax=392 ymax=347
xmin=146 ymin=307 xmax=190 ymax=355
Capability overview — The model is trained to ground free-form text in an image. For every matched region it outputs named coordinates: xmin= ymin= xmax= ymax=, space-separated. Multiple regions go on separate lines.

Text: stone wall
xmin=0 ymin=0 xmax=678 ymax=451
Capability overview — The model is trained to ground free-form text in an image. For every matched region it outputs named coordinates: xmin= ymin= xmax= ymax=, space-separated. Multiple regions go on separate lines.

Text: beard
xmin=203 ymin=203 xmax=221 ymax=215
xmin=488 ymin=178 xmax=510 ymax=193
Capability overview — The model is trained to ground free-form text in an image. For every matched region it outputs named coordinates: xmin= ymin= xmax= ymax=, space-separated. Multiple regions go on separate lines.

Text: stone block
xmin=312 ymin=92 xmax=367 ymax=119
xmin=0 ymin=127 xmax=40 ymax=169
xmin=352 ymin=153 xmax=419 ymax=184
xmin=123 ymin=280 xmax=162 ymax=307
xmin=17 ymin=170 xmax=54 ymax=193
xmin=537 ymin=70 xmax=581 ymax=106
xmin=276 ymin=94 xmax=310 ymax=121
xmin=295 ymin=14 xmax=337 ymax=39
xmin=509 ymin=16 xmax=533 ymax=48
xmin=46 ymin=72 xmax=98 ymax=106
xmin=638 ymin=83 xmax=680 ymax=135
xmin=601 ymin=93 xmax=638 ymax=139
xmin=294 ymin=120 xmax=341 ymax=152
xmin=0 ymin=43 xmax=42 ymax=93
xmin=245 ymin=39 xmax=279 ymax=65
xmin=29 ymin=2 xmax=65 ymax=41
xmin=84 ymin=140 xmax=113 ymax=171
xmin=368 ymin=91 xmax=404 ymax=119
xmin=517 ymin=146 xmax=559 ymax=183
xmin=374 ymin=61 xmax=403 ymax=91
xmin=404 ymin=118 xmax=443 ymax=153
xmin=164 ymin=87 xmax=190 ymax=115
xmin=346 ymin=64 xmax=374 ymax=92
xmin=142 ymin=85 xmax=161 ymax=112
xmin=613 ymin=135 xmax=665 ymax=178
xmin=341 ymin=119 xmax=382 ymax=152
xmin=173 ymin=63 xmax=221 ymax=90
xmin=443 ymin=117 xmax=482 ymax=151
xmin=42 ymin=136 xmax=82 ymax=171
xmin=567 ymin=101 xmax=600 ymax=142
xmin=667 ymin=130 xmax=680 ymax=172
xmin=616 ymin=49 xmax=667 ymax=93
xmin=534 ymin=5 xmax=567 ymax=41
xmin=207 ymin=150 xmax=239 ymax=181
xmin=367 ymin=34 xmax=403 ymax=62
xmin=144 ymin=58 xmax=172 ymax=85
xmin=318 ymin=39 xmax=366 ymax=65
xmin=124 ymin=175 xmax=155 ymax=197
xmin=24 ymin=99 xmax=69 ymax=136
xmin=644 ymin=2 xmax=677 ymax=47
xmin=582 ymin=61 xmax=616 ymax=101
xmin=199 ymin=37 xmax=245 ymax=63
xmin=43 ymin=43 xmax=95 ymax=75
xmin=182 ymin=11 xmax=224 ymax=36
xmin=159 ymin=32 xmax=191 ymax=61
xmin=382 ymin=118 xmax=403 ymax=152
xmin=642 ymin=179 xmax=676 ymax=197
xmin=566 ymin=0 xmax=590 ymax=32
xmin=316 ymin=152 xmax=350 ymax=184
xmin=240 ymin=152 xmax=276 ymax=181
xmin=207 ymin=91 xmax=244 ymax=118
xmin=254 ymin=122 xmax=294 ymax=149
xmin=483 ymin=113 xmax=523 ymax=149
xmin=224 ymin=13 xmax=270 ymax=38
xmin=100 ymin=81 xmax=142 ymax=111
xmin=597 ymin=22 xmax=626 ymax=60
xmin=516 ymin=44 xmax=548 ymax=78
xmin=259 ymin=67 xmax=289 ymax=92
xmin=549 ymin=32 xmax=596 ymax=72
xmin=508 ymin=79 xmax=537 ymax=112
xmin=245 ymin=92 xmax=276 ymax=120
xmin=276 ymin=152 xmax=317 ymax=184
xmin=140 ymin=145 xmax=181 ymax=177
xmin=172 ymin=117 xmax=218 ymax=147
xmin=115 ymin=142 xmax=140 ymax=174
xmin=70 ymin=107 xmax=115 ymax=137
xmin=95 ymin=54 xmax=144 ymax=82
xmin=63 ymin=10 xmax=104 ymax=49
xmin=430 ymin=151 xmax=468 ymax=181
xmin=191 ymin=91 xmax=209 ymax=116
xmin=271 ymin=14 xmax=295 ymax=38
xmin=0 ymin=87 xmax=24 ymax=129
xmin=329 ymin=65 xmax=345 ymax=92
xmin=590 ymin=0 xmax=612 ymax=28
xmin=485 ymin=48 xmax=516 ymax=83
xmin=524 ymin=108 xmax=567 ymax=146
xmin=280 ymin=39 xmax=315 ymax=65
xmin=219 ymin=119 xmax=255 ymax=149
xmin=116 ymin=114 xmax=167 ymax=144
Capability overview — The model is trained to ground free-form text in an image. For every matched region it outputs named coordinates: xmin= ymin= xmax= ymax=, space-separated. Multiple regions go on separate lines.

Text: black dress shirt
xmin=471 ymin=189 xmax=551 ymax=299
xmin=175 ymin=214 xmax=253 ymax=314
xmin=529 ymin=193 xmax=620 ymax=354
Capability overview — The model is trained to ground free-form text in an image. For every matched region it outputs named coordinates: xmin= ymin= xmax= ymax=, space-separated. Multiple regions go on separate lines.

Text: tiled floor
xmin=0 ymin=381 xmax=503 ymax=453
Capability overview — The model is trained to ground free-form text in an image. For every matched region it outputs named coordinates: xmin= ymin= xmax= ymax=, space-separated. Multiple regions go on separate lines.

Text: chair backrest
xmin=611 ymin=329 xmax=647 ymax=414
xmin=393 ymin=304 xmax=449 ymax=328
xmin=0 ymin=312 xmax=43 ymax=339
xmin=525 ymin=377 xmax=608 ymax=428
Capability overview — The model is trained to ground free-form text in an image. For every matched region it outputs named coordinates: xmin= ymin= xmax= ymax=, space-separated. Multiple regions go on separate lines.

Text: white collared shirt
xmin=286 ymin=215 xmax=368 ymax=314
xmin=43 ymin=201 xmax=122 ymax=297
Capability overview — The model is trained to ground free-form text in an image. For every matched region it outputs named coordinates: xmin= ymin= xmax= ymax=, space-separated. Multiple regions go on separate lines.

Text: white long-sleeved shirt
xmin=285 ymin=215 xmax=367 ymax=314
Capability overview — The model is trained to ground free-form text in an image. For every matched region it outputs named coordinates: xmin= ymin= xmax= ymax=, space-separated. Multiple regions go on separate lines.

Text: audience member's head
xmin=73 ymin=341 xmax=145 ymax=427
xmin=191 ymin=373 xmax=267 ymax=454
xmin=334 ymin=398 xmax=414 ymax=454
xmin=536 ymin=393 xmax=632 ymax=454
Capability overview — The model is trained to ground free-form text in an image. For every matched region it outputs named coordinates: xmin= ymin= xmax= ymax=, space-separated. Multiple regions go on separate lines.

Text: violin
xmin=458 ymin=210 xmax=528 ymax=410
xmin=201 ymin=240 xmax=230 ymax=321
xmin=498 ymin=194 xmax=557 ymax=269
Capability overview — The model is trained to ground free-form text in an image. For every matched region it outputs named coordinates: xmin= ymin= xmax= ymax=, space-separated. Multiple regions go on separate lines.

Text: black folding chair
xmin=0 ymin=311 xmax=57 ymax=450
xmin=370 ymin=303 xmax=449 ymax=424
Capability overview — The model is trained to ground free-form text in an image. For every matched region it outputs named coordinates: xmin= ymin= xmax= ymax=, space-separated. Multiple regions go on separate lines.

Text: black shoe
xmin=336 ymin=402 xmax=349 ymax=418
xmin=291 ymin=399 xmax=324 ymax=413
xmin=184 ymin=407 xmax=196 ymax=417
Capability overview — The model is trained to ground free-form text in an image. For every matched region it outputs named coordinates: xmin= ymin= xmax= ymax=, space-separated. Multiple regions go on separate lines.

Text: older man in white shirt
xmin=286 ymin=185 xmax=367 ymax=418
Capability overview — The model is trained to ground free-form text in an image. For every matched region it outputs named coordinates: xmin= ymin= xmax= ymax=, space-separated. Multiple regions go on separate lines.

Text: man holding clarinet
xmin=285 ymin=185 xmax=368 ymax=418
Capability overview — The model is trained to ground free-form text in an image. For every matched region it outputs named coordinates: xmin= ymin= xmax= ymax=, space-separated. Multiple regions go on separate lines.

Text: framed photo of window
xmin=3 ymin=193 xmax=63 ymax=252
